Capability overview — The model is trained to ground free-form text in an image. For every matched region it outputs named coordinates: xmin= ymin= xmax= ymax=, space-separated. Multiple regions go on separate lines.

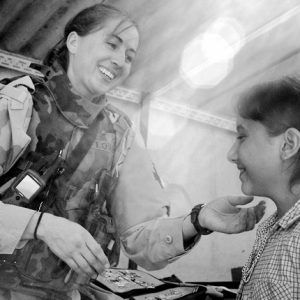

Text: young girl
xmin=228 ymin=76 xmax=300 ymax=299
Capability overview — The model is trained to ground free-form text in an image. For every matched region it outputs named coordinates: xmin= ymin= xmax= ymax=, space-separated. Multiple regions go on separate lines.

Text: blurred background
xmin=1 ymin=0 xmax=300 ymax=282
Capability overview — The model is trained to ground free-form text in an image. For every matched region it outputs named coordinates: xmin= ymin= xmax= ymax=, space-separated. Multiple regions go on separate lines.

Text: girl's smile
xmin=228 ymin=117 xmax=284 ymax=198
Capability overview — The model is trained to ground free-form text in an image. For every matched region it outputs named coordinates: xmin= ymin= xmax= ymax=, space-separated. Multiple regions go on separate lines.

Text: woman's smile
xmin=97 ymin=65 xmax=116 ymax=81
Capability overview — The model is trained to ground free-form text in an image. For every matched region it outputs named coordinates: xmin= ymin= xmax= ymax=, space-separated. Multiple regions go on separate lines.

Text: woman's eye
xmin=126 ymin=55 xmax=134 ymax=63
xmin=107 ymin=42 xmax=117 ymax=49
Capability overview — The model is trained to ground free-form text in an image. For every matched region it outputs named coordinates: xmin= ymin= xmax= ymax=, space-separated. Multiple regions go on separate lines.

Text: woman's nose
xmin=111 ymin=49 xmax=125 ymax=67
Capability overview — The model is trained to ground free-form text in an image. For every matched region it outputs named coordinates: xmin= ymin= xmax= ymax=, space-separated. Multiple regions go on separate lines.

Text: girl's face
xmin=67 ymin=17 xmax=139 ymax=99
xmin=227 ymin=117 xmax=284 ymax=197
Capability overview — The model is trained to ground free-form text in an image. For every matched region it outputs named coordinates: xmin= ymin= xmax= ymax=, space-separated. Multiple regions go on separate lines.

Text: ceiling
xmin=1 ymin=0 xmax=300 ymax=120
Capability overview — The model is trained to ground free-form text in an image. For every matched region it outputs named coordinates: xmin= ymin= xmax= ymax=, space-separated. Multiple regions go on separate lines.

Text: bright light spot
xmin=209 ymin=17 xmax=245 ymax=58
xmin=201 ymin=33 xmax=235 ymax=60
xmin=180 ymin=17 xmax=245 ymax=88
xmin=181 ymin=58 xmax=234 ymax=89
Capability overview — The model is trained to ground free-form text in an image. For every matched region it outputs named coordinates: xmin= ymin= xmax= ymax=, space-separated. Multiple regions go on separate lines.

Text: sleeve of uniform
xmin=110 ymin=132 xmax=200 ymax=270
xmin=0 ymin=202 xmax=36 ymax=254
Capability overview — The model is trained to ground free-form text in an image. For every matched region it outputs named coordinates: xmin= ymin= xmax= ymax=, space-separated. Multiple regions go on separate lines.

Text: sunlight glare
xmin=180 ymin=17 xmax=245 ymax=88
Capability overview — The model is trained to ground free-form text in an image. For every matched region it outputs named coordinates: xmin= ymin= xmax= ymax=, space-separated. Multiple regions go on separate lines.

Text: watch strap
xmin=190 ymin=204 xmax=213 ymax=235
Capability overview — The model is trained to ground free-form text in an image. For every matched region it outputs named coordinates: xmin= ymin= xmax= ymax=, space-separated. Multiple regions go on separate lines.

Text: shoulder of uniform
xmin=1 ymin=75 xmax=45 ymax=93
xmin=104 ymin=103 xmax=133 ymax=129
xmin=0 ymin=75 xmax=24 ymax=85
xmin=0 ymin=76 xmax=36 ymax=105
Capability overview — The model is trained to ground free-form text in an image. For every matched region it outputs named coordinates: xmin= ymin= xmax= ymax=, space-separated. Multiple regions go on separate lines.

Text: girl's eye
xmin=236 ymin=135 xmax=246 ymax=141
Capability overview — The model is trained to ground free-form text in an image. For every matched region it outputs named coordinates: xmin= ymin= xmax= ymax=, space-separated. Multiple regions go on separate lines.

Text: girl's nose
xmin=227 ymin=142 xmax=238 ymax=164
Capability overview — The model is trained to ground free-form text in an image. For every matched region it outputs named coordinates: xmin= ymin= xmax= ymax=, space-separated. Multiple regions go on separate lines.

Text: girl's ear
xmin=66 ymin=31 xmax=79 ymax=54
xmin=281 ymin=128 xmax=300 ymax=160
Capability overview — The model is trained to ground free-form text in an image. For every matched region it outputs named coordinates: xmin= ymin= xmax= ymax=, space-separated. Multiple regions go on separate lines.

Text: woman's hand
xmin=199 ymin=196 xmax=266 ymax=233
xmin=36 ymin=213 xmax=109 ymax=277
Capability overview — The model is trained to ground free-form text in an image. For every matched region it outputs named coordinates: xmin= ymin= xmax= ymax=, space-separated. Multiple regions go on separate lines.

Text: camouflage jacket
xmin=0 ymin=61 xmax=192 ymax=299
xmin=0 ymin=61 xmax=134 ymax=295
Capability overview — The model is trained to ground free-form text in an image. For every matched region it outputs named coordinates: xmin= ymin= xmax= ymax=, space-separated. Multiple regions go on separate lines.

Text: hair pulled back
xmin=44 ymin=3 xmax=137 ymax=69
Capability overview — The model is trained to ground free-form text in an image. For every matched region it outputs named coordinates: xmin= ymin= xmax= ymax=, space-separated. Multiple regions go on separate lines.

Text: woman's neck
xmin=67 ymin=67 xmax=102 ymax=101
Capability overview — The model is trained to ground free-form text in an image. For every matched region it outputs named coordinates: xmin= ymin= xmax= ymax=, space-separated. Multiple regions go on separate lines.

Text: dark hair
xmin=44 ymin=3 xmax=138 ymax=69
xmin=237 ymin=76 xmax=300 ymax=187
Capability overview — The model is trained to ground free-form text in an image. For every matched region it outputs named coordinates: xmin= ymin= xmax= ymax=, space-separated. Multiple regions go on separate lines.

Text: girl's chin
xmin=241 ymin=184 xmax=253 ymax=196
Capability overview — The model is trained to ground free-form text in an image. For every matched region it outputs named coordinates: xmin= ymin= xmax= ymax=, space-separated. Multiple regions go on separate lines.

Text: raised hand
xmin=199 ymin=196 xmax=266 ymax=234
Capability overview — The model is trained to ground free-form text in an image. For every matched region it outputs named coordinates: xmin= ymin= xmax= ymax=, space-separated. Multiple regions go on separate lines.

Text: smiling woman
xmin=66 ymin=19 xmax=139 ymax=99
xmin=43 ymin=4 xmax=139 ymax=99
xmin=0 ymin=4 xmax=169 ymax=300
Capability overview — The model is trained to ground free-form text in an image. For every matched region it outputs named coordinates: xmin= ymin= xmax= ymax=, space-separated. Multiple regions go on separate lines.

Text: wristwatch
xmin=190 ymin=204 xmax=213 ymax=235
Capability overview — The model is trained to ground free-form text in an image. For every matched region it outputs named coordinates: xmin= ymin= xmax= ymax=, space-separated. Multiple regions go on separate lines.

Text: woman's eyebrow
xmin=111 ymin=34 xmax=122 ymax=43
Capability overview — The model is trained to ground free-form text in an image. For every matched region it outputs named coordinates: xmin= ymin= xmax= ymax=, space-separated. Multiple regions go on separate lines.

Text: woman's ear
xmin=66 ymin=31 xmax=79 ymax=54
xmin=281 ymin=128 xmax=300 ymax=160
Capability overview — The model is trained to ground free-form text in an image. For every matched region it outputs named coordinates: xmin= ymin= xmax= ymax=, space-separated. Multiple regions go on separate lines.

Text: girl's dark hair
xmin=44 ymin=3 xmax=138 ymax=69
xmin=238 ymin=76 xmax=300 ymax=187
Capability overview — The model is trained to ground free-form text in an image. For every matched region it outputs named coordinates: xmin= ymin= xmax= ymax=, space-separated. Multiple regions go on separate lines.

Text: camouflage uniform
xmin=0 ymin=61 xmax=197 ymax=299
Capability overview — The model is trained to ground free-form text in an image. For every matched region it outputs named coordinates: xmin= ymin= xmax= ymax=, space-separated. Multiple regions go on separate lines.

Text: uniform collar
xmin=46 ymin=60 xmax=107 ymax=128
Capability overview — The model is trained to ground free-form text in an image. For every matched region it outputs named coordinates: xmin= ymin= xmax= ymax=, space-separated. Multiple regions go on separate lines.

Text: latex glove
xmin=37 ymin=213 xmax=110 ymax=277
xmin=199 ymin=196 xmax=266 ymax=234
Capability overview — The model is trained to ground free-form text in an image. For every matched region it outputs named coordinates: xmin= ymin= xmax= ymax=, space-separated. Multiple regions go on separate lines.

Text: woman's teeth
xmin=98 ymin=66 xmax=115 ymax=80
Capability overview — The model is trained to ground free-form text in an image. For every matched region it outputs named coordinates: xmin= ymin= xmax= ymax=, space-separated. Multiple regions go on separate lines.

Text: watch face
xmin=15 ymin=174 xmax=41 ymax=199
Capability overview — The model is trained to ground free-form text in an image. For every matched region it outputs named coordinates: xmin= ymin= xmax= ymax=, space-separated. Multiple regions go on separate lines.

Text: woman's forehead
xmin=106 ymin=17 xmax=140 ymax=48
xmin=103 ymin=17 xmax=137 ymax=35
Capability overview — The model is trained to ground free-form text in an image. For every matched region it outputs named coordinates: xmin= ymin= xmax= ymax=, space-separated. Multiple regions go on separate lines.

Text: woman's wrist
xmin=22 ymin=212 xmax=41 ymax=240
xmin=22 ymin=211 xmax=51 ymax=241
xmin=182 ymin=213 xmax=198 ymax=241
xmin=34 ymin=212 xmax=45 ymax=240
xmin=182 ymin=204 xmax=213 ymax=241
